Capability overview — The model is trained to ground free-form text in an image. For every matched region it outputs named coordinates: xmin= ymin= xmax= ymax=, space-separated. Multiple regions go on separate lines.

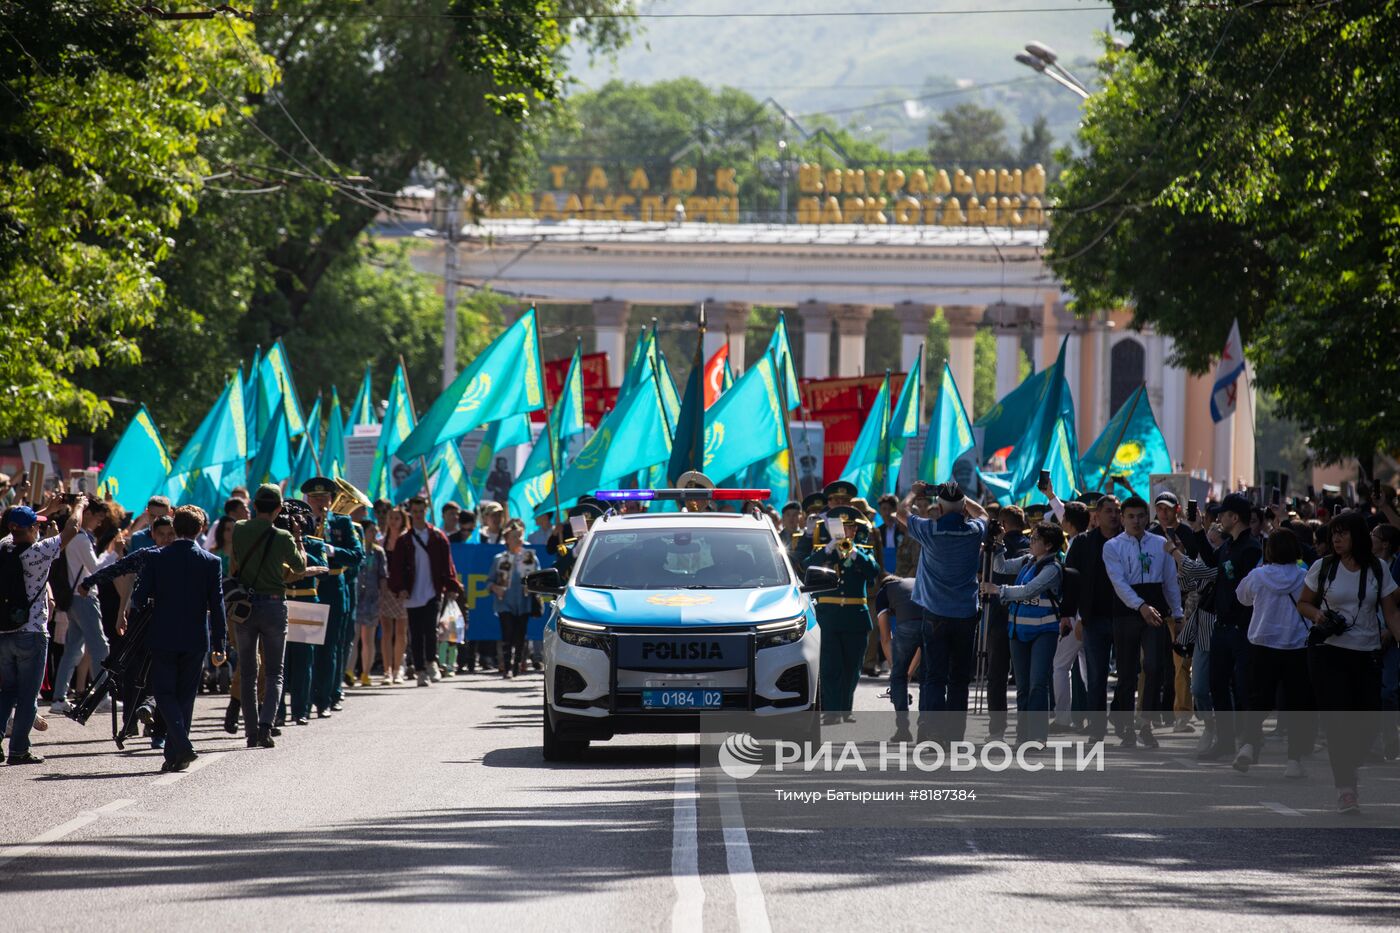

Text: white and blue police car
xmin=527 ymin=488 xmax=836 ymax=760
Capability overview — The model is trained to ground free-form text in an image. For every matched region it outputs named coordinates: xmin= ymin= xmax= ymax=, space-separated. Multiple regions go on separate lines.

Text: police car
xmin=527 ymin=488 xmax=836 ymax=760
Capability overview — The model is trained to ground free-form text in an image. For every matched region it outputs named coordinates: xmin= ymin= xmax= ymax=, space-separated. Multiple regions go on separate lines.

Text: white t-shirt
xmin=1305 ymin=557 xmax=1398 ymax=652
xmin=405 ymin=529 xmax=436 ymax=609
xmin=65 ymin=530 xmax=99 ymax=591
xmin=2 ymin=534 xmax=64 ymax=635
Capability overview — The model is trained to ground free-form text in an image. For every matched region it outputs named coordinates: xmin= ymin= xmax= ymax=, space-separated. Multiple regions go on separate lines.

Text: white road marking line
xmin=0 ymin=798 xmax=135 ymax=869
xmin=672 ymin=735 xmax=705 ymax=933
xmin=717 ymin=774 xmax=773 ymax=933
xmin=152 ymin=751 xmax=224 ymax=786
xmin=1261 ymin=800 xmax=1304 ymax=817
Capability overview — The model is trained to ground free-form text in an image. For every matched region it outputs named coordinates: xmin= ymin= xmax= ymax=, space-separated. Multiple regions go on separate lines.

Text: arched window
xmin=1109 ymin=338 xmax=1145 ymax=415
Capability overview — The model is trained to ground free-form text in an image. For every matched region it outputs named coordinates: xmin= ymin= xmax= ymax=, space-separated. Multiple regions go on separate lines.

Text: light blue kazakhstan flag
xmin=429 ymin=441 xmax=477 ymax=519
xmin=878 ymin=354 xmax=923 ymax=497
xmin=304 ymin=395 xmax=323 ymax=461
xmin=1003 ymin=338 xmax=1081 ymax=505
xmin=838 ymin=373 xmax=891 ymax=499
xmin=164 ymin=372 xmax=248 ymax=515
xmin=255 ymin=340 xmax=306 ymax=439
xmin=349 ymin=365 xmax=377 ymax=426
xmin=469 ymin=413 xmax=533 ymax=493
xmin=513 ymin=344 xmax=585 ymax=519
xmin=397 ymin=307 xmax=544 ymax=464
xmin=1080 ymin=384 xmax=1170 ymax=494
xmin=975 ymin=361 xmax=1055 ymax=457
xmin=368 ymin=364 xmax=415 ymax=502
xmin=918 ymin=361 xmax=975 ymax=484
xmin=702 ymin=352 xmax=789 ymax=484
xmin=765 ymin=311 xmax=801 ymax=410
xmin=246 ymin=403 xmax=293 ymax=486
xmin=555 ymin=347 xmax=672 ymax=505
xmin=324 ymin=386 xmax=347 ymax=480
xmin=97 ymin=405 xmax=172 ymax=513
xmin=288 ymin=433 xmax=322 ymax=494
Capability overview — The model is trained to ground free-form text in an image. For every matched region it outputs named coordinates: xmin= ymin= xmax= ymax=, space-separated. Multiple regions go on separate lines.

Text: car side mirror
xmin=801 ymin=565 xmax=839 ymax=593
xmin=525 ymin=568 xmax=565 ymax=596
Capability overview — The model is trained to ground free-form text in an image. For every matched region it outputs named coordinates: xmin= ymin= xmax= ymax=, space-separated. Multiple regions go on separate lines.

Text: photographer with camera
xmin=897 ymin=481 xmax=988 ymax=743
xmin=1297 ymin=510 xmax=1400 ymax=814
xmin=230 ymin=485 xmax=308 ymax=747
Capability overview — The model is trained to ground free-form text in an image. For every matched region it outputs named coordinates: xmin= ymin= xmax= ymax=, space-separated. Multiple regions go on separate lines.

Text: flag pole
xmin=649 ymin=319 xmax=675 ymax=447
xmin=397 ymin=354 xmax=434 ymax=501
xmin=776 ymin=351 xmax=800 ymax=499
xmin=535 ymin=314 xmax=563 ymax=522
xmin=1094 ymin=382 xmax=1144 ymax=492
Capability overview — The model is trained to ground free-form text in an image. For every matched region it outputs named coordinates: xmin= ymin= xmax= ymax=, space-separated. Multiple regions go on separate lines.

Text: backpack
xmin=0 ymin=541 xmax=40 ymax=633
xmin=1050 ymin=557 xmax=1082 ymax=618
xmin=49 ymin=548 xmax=74 ymax=612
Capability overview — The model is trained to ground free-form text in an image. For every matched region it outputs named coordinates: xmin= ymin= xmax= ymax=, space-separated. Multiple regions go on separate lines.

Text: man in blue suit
xmin=131 ymin=505 xmax=226 ymax=773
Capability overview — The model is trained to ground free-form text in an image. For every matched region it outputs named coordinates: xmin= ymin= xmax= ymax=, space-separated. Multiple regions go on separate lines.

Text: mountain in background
xmin=569 ymin=0 xmax=1109 ymax=151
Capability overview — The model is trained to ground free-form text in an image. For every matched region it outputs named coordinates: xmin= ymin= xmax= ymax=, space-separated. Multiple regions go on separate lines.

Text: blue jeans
xmin=0 ymin=631 xmax=50 ymax=757
xmin=919 ymin=612 xmax=977 ymax=741
xmin=1191 ymin=642 xmax=1213 ymax=717
xmin=888 ymin=624 xmax=923 ymax=713
xmin=52 ymin=593 xmax=108 ymax=702
xmin=1080 ymin=616 xmax=1115 ymax=740
xmin=1010 ymin=629 xmax=1057 ymax=744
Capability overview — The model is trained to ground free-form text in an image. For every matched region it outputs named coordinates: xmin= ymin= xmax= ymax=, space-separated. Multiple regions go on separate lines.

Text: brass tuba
xmin=318 ymin=477 xmax=373 ymax=538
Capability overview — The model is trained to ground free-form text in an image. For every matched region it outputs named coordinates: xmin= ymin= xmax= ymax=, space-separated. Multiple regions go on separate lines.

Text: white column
xmin=705 ymin=302 xmax=751 ymax=372
xmin=797 ymin=301 xmax=832 ymax=380
xmin=996 ymin=332 xmax=1020 ymax=396
xmin=1213 ymin=413 xmax=1235 ymax=496
xmin=1161 ymin=335 xmax=1187 ymax=470
xmin=1145 ymin=328 xmax=1166 ymax=425
xmin=833 ymin=305 xmax=875 ymax=377
xmin=1232 ymin=364 xmax=1257 ymax=489
xmin=943 ymin=306 xmax=984 ymax=414
xmin=592 ymin=299 xmax=630 ymax=387
xmin=896 ymin=302 xmax=934 ymax=374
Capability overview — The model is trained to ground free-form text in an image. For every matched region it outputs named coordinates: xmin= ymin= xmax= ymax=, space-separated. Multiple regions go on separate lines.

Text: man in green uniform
xmin=283 ymin=511 xmax=326 ymax=729
xmin=301 ymin=477 xmax=364 ymax=718
xmin=804 ymin=504 xmax=881 ymax=722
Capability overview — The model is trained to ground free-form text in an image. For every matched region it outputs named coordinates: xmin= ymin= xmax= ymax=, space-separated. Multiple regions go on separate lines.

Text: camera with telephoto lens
xmin=1307 ymin=608 xmax=1350 ymax=647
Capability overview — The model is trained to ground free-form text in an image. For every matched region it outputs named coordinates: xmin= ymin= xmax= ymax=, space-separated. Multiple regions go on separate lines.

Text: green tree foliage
xmin=1049 ymin=3 xmax=1400 ymax=466
xmin=926 ymin=103 xmax=1014 ymax=166
xmin=0 ymin=4 xmax=269 ymax=440
xmin=81 ymin=0 xmax=633 ymax=447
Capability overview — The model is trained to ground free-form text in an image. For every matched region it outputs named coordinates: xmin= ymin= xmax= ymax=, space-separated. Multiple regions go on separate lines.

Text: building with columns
xmin=432 ymin=218 xmax=1254 ymax=489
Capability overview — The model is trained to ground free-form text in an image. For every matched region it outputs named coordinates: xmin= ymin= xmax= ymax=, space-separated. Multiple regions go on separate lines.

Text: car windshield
xmin=574 ymin=526 xmax=791 ymax=590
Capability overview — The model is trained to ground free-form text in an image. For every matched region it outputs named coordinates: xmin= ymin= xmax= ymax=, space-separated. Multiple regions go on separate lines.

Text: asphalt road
xmin=5 ymin=672 xmax=1400 ymax=932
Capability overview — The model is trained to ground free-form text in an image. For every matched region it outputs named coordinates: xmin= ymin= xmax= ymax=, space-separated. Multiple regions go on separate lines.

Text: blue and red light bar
xmin=595 ymin=488 xmax=771 ymax=502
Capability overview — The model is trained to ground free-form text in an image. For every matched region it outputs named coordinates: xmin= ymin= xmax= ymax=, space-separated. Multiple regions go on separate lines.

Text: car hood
xmin=560 ymin=585 xmax=805 ymax=627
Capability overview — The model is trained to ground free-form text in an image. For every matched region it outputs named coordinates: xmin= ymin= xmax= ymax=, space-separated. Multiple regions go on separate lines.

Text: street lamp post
xmin=1015 ymin=41 xmax=1090 ymax=99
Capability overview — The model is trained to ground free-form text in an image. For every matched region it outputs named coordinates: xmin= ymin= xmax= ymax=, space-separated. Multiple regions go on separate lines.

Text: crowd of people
xmin=0 ymin=476 xmax=555 ymax=773
xmin=853 ymin=479 xmax=1400 ymax=815
xmin=5 ymin=464 xmax=1400 ymax=813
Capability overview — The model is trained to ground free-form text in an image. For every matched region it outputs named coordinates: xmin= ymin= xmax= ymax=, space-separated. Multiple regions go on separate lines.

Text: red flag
xmin=702 ymin=344 xmax=729 ymax=409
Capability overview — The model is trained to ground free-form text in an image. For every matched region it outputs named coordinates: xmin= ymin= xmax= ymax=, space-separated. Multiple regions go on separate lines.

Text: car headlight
xmin=558 ymin=617 xmax=610 ymax=652
xmin=756 ymin=616 xmax=808 ymax=649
